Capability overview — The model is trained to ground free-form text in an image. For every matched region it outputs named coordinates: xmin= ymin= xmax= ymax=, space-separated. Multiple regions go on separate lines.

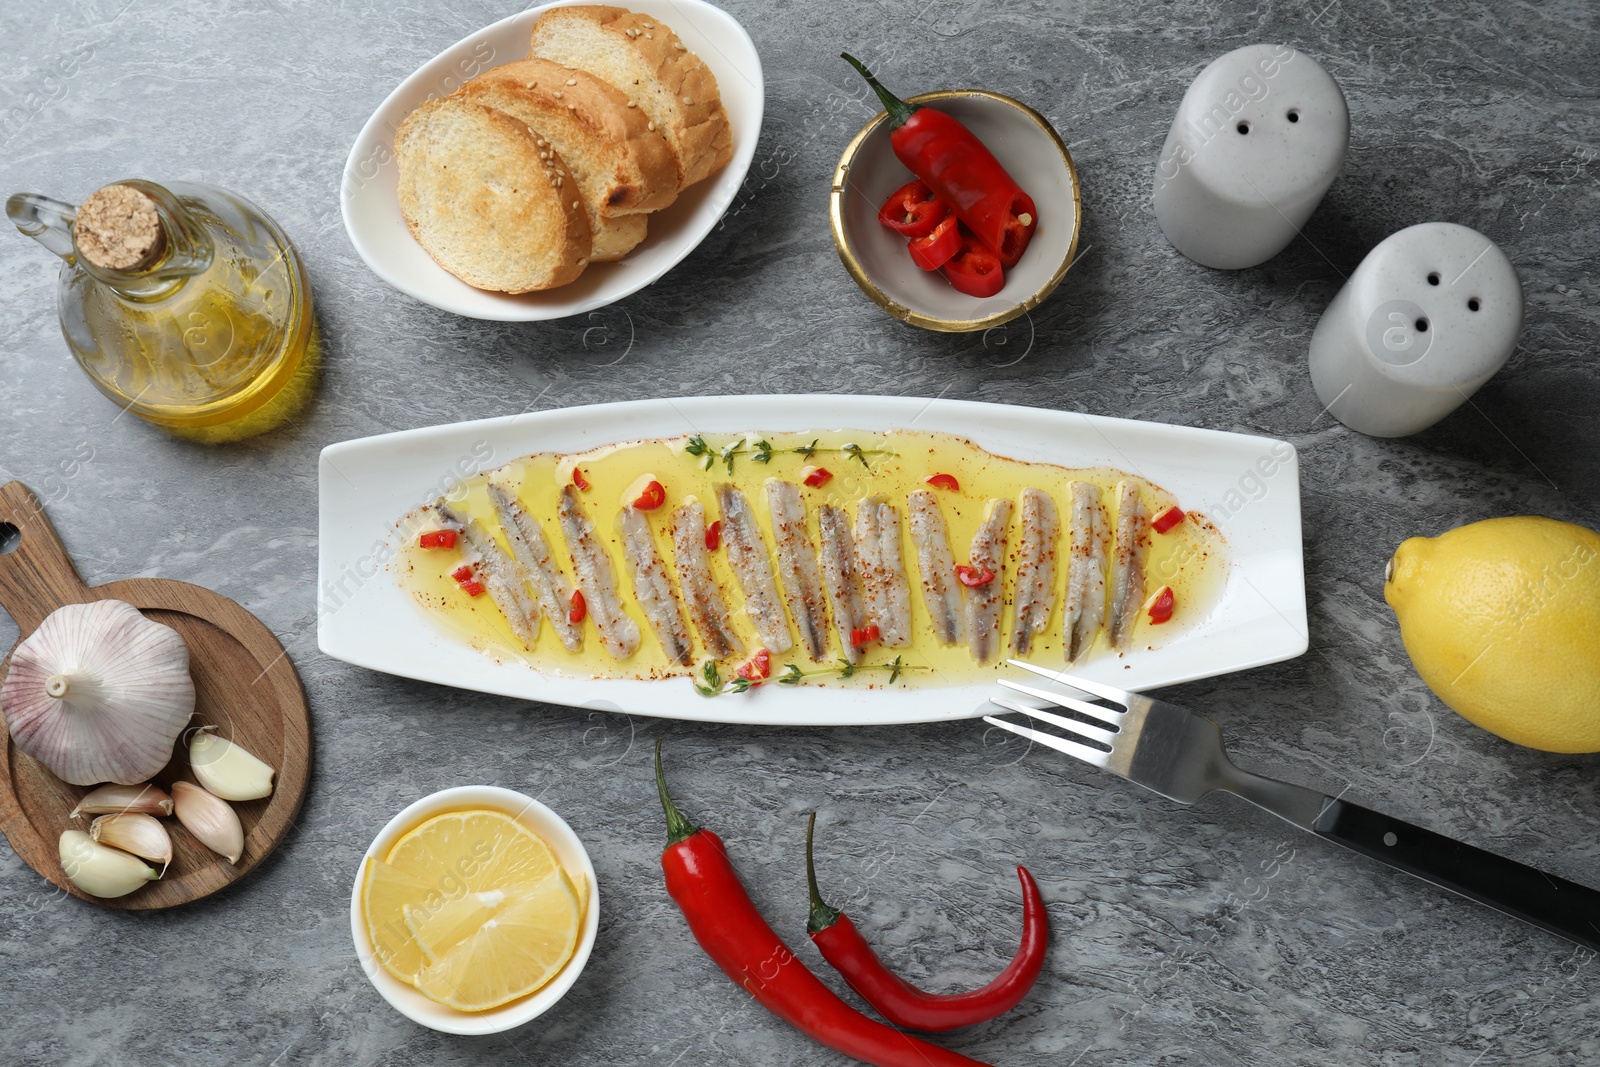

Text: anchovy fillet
xmin=486 ymin=483 xmax=582 ymax=653
xmin=906 ymin=490 xmax=964 ymax=646
xmin=1107 ymin=480 xmax=1149 ymax=650
xmin=965 ymin=498 xmax=1012 ymax=664
xmin=1064 ymin=480 xmax=1109 ymax=662
xmin=1011 ymin=488 xmax=1060 ymax=656
xmin=853 ymin=497 xmax=912 ymax=648
xmin=669 ymin=500 xmax=741 ymax=661
xmin=817 ymin=504 xmax=869 ymax=664
xmin=432 ymin=501 xmax=539 ymax=648
xmin=556 ymin=486 xmax=641 ymax=660
xmin=715 ymin=485 xmax=794 ymax=655
xmin=618 ymin=506 xmax=692 ymax=666
xmin=766 ymin=480 xmax=830 ymax=661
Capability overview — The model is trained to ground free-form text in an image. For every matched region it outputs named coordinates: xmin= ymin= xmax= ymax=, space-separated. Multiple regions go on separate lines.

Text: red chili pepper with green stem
xmin=806 ymin=812 xmax=1049 ymax=1031
xmin=842 ymin=53 xmax=1038 ymax=267
xmin=654 ymin=743 xmax=994 ymax=1067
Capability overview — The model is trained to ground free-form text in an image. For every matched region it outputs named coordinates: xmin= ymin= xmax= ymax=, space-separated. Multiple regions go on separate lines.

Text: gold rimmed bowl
xmin=830 ymin=90 xmax=1082 ymax=333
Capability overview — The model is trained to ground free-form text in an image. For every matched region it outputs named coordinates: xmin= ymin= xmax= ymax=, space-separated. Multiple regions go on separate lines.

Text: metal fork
xmin=985 ymin=660 xmax=1600 ymax=952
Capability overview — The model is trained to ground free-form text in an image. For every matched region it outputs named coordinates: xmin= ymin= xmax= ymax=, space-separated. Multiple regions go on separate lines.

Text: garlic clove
xmin=89 ymin=812 xmax=173 ymax=872
xmin=171 ymin=781 xmax=244 ymax=864
xmin=188 ymin=727 xmax=275 ymax=801
xmin=58 ymin=829 xmax=159 ymax=898
xmin=1 ymin=600 xmax=195 ymax=786
xmin=70 ymin=782 xmax=174 ymax=818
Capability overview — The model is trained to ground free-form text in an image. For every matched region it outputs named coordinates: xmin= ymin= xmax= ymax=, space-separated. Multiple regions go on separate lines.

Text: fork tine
xmin=982 ymin=715 xmax=1111 ymax=768
xmin=1006 ymin=659 xmax=1133 ymax=706
xmin=996 ymin=678 xmax=1125 ymax=726
xmin=989 ymin=695 xmax=1119 ymax=744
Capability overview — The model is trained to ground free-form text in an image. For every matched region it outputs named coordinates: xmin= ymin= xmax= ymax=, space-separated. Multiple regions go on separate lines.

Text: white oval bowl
xmin=341 ymin=0 xmax=764 ymax=321
xmin=349 ymin=785 xmax=600 ymax=1035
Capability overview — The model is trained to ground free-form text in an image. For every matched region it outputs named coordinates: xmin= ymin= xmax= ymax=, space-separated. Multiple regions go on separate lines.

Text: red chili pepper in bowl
xmin=654 ymin=744 xmax=994 ymax=1067
xmin=806 ymin=813 xmax=1048 ymax=1031
xmin=942 ymin=233 xmax=1005 ymax=299
xmin=877 ymin=179 xmax=949 ymax=239
xmin=907 ymin=212 xmax=961 ymax=271
xmin=843 ymin=53 xmax=1038 ymax=267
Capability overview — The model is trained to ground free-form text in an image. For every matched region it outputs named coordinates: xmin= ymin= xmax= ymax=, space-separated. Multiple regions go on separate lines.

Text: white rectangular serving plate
xmin=317 ymin=396 xmax=1307 ymax=726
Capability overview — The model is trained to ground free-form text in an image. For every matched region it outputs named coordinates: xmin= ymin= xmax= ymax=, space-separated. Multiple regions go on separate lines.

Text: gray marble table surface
xmin=2 ymin=1 xmax=1598 ymax=1064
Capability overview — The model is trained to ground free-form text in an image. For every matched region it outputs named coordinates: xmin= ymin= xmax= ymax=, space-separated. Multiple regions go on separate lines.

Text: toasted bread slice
xmin=395 ymin=96 xmax=591 ymax=293
xmin=459 ymin=60 xmax=668 ymax=262
xmin=528 ymin=6 xmax=733 ymax=189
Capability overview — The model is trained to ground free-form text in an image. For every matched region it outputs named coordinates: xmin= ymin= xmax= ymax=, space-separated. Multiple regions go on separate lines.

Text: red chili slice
xmin=1151 ymin=505 xmax=1186 ymax=533
xmin=907 ymin=212 xmax=960 ymax=271
xmin=705 ymin=520 xmax=722 ymax=551
xmin=572 ymin=468 xmax=591 ymax=491
xmin=942 ymin=232 xmax=1005 ymax=298
xmin=451 ymin=564 xmax=474 ymax=583
xmin=633 ymin=479 xmax=666 ymax=510
xmin=459 ymin=579 xmax=485 ymax=598
xmin=849 ymin=624 xmax=881 ymax=648
xmin=876 ymin=180 xmax=949 ymax=239
xmin=803 ymin=466 xmax=834 ymax=488
xmin=994 ymin=196 xmax=1038 ymax=268
xmin=955 ymin=564 xmax=995 ymax=588
xmin=1146 ymin=586 xmax=1176 ymax=624
xmin=736 ymin=648 xmax=772 ymax=684
xmin=569 ymin=589 xmax=587 ymax=624
xmin=419 ymin=530 xmax=457 ymax=549
xmin=924 ymin=473 xmax=959 ymax=492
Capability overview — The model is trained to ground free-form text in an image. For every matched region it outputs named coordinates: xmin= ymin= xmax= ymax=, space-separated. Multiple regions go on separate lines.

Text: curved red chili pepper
xmin=877 ymin=180 xmax=949 ymax=240
xmin=654 ymin=745 xmax=994 ymax=1067
xmin=843 ymin=54 xmax=1037 ymax=267
xmin=806 ymin=813 xmax=1048 ymax=1032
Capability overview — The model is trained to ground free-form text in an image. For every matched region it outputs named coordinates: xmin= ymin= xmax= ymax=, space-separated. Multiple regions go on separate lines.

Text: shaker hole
xmin=1236 ymin=121 xmax=1250 ymax=134
xmin=1468 ymin=298 xmax=1481 ymax=311
xmin=1287 ymin=109 xmax=1300 ymax=123
xmin=1427 ymin=272 xmax=1440 ymax=286
xmin=0 ymin=522 xmax=18 ymax=555
xmin=1415 ymin=318 xmax=1429 ymax=333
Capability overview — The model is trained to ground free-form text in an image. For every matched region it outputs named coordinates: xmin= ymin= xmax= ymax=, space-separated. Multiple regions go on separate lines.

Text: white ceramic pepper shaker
xmin=1153 ymin=44 xmax=1349 ymax=269
xmin=1308 ymin=222 xmax=1523 ymax=437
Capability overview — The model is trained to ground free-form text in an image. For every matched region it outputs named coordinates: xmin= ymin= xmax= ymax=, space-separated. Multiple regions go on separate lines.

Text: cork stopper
xmin=73 ymin=184 xmax=166 ymax=271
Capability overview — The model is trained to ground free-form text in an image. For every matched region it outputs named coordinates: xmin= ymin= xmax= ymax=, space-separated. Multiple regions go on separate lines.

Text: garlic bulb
xmin=71 ymin=782 xmax=174 ymax=818
xmin=172 ymin=780 xmax=243 ymax=864
xmin=58 ymin=829 xmax=158 ymax=898
xmin=90 ymin=813 xmax=173 ymax=871
xmin=1 ymin=600 xmax=194 ymax=785
xmin=189 ymin=727 xmax=275 ymax=801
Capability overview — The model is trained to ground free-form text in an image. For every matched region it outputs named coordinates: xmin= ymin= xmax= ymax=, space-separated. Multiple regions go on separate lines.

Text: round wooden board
xmin=0 ymin=481 xmax=310 ymax=909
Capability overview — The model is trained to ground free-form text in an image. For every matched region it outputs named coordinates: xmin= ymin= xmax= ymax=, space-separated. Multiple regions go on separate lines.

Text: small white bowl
xmin=831 ymin=90 xmax=1082 ymax=332
xmin=341 ymin=0 xmax=764 ymax=321
xmin=349 ymin=785 xmax=600 ymax=1035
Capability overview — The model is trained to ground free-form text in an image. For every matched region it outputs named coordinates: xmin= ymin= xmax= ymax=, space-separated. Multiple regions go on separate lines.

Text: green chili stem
xmin=655 ymin=739 xmax=700 ymax=845
xmin=805 ymin=811 xmax=843 ymax=935
xmin=841 ymin=52 xmax=919 ymax=129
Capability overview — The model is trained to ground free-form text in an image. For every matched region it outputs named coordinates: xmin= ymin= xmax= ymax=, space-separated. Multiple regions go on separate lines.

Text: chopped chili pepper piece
xmin=737 ymin=648 xmax=771 ymax=684
xmin=802 ymin=466 xmax=834 ymax=488
xmin=1151 ymin=505 xmax=1186 ymax=533
xmin=907 ymin=212 xmax=961 ymax=271
xmin=633 ymin=479 xmax=666 ymax=510
xmin=418 ymin=529 xmax=457 ymax=549
xmin=450 ymin=564 xmax=474 ymax=583
xmin=569 ymin=589 xmax=587 ymax=624
xmin=572 ymin=468 xmax=591 ymax=491
xmin=844 ymin=54 xmax=1038 ymax=267
xmin=705 ymin=520 xmax=722 ymax=551
xmin=942 ymin=232 xmax=1005 ymax=298
xmin=924 ymin=473 xmax=959 ymax=492
xmin=459 ymin=579 xmax=485 ymax=598
xmin=876 ymin=179 xmax=949 ymax=240
xmin=849 ymin=624 xmax=881 ymax=648
xmin=1145 ymin=585 xmax=1176 ymax=624
xmin=955 ymin=564 xmax=995 ymax=588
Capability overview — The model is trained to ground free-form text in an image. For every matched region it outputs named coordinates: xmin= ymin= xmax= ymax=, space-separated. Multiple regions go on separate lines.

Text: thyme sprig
xmin=683 ymin=435 xmax=889 ymax=474
xmin=692 ymin=655 xmax=923 ymax=696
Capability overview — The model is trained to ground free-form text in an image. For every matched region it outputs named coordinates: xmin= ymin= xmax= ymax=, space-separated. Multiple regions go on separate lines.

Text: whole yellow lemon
xmin=1385 ymin=516 xmax=1600 ymax=752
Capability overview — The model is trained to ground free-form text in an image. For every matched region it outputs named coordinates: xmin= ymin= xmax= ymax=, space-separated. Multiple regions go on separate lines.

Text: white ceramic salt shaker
xmin=1154 ymin=44 xmax=1349 ymax=269
xmin=1308 ymin=222 xmax=1523 ymax=437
